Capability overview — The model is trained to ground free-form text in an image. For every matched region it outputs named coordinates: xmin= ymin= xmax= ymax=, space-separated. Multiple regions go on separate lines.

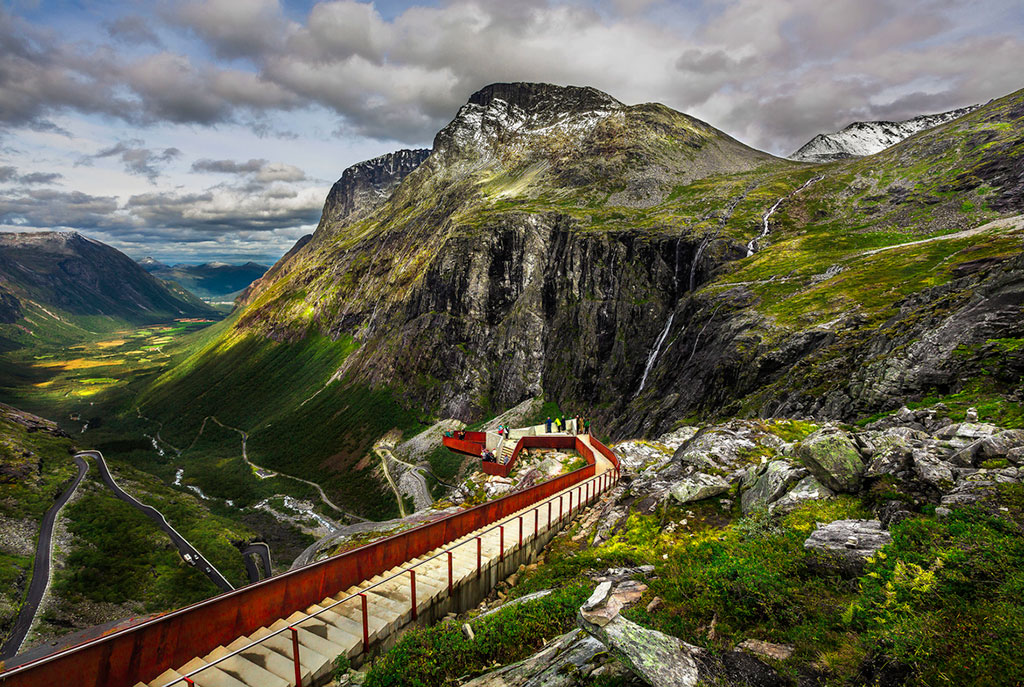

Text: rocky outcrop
xmin=804 ymin=519 xmax=892 ymax=576
xmin=318 ymin=148 xmax=431 ymax=230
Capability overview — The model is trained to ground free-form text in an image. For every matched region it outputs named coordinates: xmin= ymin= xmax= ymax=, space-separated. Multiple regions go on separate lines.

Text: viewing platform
xmin=442 ymin=419 xmax=585 ymax=478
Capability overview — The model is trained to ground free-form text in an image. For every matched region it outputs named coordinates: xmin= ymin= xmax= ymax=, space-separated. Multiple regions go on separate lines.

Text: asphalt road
xmin=79 ymin=450 xmax=234 ymax=594
xmin=0 ymin=455 xmax=88 ymax=661
xmin=240 ymin=542 xmax=272 ymax=584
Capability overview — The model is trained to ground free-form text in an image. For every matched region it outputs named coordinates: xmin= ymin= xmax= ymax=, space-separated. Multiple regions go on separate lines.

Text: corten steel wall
xmin=442 ymin=436 xmax=484 ymax=457
xmin=590 ymin=438 xmax=621 ymax=473
xmin=0 ymin=437 xmax=613 ymax=687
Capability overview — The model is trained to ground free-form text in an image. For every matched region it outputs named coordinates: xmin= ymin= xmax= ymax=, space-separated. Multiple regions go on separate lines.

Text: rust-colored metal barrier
xmin=0 ymin=437 xmax=619 ymax=687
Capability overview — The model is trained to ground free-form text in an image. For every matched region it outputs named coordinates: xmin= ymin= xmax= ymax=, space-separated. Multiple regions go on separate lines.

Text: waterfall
xmin=746 ymin=175 xmax=824 ymax=256
xmin=635 ymin=312 xmax=674 ymax=397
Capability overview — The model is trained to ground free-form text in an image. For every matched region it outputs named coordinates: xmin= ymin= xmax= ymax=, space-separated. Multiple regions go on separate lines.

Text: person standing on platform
xmin=545 ymin=416 xmax=553 ymax=433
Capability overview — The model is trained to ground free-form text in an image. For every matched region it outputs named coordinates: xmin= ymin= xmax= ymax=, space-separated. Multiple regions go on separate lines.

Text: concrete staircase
xmin=142 ymin=461 xmax=615 ymax=687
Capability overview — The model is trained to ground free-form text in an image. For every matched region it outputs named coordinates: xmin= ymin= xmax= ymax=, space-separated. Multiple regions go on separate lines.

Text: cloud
xmin=191 ymin=158 xmax=307 ymax=187
xmin=0 ymin=165 xmax=63 ymax=185
xmin=167 ymin=0 xmax=289 ymax=60
xmin=3 ymin=1 xmax=1024 ymax=155
xmin=105 ymin=15 xmax=163 ymax=47
xmin=83 ymin=139 xmax=181 ymax=181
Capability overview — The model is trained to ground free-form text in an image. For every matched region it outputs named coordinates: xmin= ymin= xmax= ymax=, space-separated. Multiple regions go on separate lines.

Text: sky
xmin=1 ymin=0 xmax=1022 ymax=265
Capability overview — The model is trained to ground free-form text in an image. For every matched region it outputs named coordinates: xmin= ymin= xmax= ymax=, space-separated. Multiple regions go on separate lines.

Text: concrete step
xmin=227 ymin=636 xmax=303 ymax=685
xmin=146 ymin=668 xmax=185 ymax=687
xmin=248 ymin=626 xmax=324 ymax=683
xmin=268 ymin=618 xmax=346 ymax=662
xmin=177 ymin=657 xmax=249 ymax=687
xmin=204 ymin=645 xmax=289 ymax=687
xmin=285 ymin=611 xmax=358 ymax=655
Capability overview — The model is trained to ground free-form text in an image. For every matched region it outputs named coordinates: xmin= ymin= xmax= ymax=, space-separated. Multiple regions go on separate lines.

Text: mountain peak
xmin=466 ymin=82 xmax=622 ymax=114
xmin=432 ymin=82 xmax=624 ymax=159
xmin=790 ymin=105 xmax=978 ymax=162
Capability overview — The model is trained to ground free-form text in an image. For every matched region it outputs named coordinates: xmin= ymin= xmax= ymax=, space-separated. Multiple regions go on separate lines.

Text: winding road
xmin=240 ymin=542 xmax=272 ymax=584
xmin=195 ymin=416 xmax=368 ymax=523
xmin=0 ymin=456 xmax=88 ymax=661
xmin=81 ymin=450 xmax=234 ymax=593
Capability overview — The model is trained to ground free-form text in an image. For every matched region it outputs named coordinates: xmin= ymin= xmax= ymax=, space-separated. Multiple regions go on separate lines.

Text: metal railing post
xmin=500 ymin=525 xmax=504 ymax=561
xmin=519 ymin=515 xmax=523 ymax=548
xmin=447 ymin=551 xmax=453 ymax=595
xmin=548 ymin=501 xmax=551 ymax=528
xmin=410 ymin=570 xmax=417 ymax=621
xmin=289 ymin=626 xmax=301 ymax=687
xmin=534 ymin=506 xmax=539 ymax=538
xmin=476 ymin=536 xmax=482 ymax=576
xmin=360 ymin=593 xmax=369 ymax=652
xmin=559 ymin=495 xmax=563 ymax=523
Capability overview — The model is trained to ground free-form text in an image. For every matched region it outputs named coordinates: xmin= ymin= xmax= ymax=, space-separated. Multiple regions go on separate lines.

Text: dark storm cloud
xmin=82 ymin=140 xmax=181 ymax=181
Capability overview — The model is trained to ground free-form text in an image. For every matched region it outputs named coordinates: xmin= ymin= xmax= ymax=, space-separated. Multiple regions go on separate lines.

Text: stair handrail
xmin=158 ymin=467 xmax=618 ymax=687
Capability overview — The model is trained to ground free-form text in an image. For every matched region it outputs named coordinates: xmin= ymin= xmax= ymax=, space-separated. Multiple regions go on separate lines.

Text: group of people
xmin=442 ymin=429 xmax=468 ymax=440
xmin=545 ymin=415 xmax=591 ymax=434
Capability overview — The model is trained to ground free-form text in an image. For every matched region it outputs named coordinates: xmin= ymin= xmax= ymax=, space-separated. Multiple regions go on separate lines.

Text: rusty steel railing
xmin=159 ymin=467 xmax=620 ymax=687
xmin=0 ymin=436 xmax=619 ymax=687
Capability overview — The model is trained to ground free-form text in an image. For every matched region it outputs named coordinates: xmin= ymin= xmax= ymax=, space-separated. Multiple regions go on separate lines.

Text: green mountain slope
xmin=142 ymin=83 xmax=1024 ymax=511
xmin=0 ymin=232 xmax=217 ymax=347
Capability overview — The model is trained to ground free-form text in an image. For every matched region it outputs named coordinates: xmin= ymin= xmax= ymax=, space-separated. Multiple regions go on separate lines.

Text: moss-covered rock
xmin=796 ymin=425 xmax=865 ymax=493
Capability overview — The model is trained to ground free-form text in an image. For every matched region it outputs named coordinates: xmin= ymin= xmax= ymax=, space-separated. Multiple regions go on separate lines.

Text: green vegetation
xmin=364 ymin=585 xmax=591 ymax=687
xmin=500 ymin=488 xmax=1024 ymax=687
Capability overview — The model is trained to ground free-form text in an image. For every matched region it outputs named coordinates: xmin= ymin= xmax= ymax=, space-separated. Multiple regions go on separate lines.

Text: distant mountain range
xmin=790 ymin=105 xmax=979 ymax=162
xmin=138 ymin=259 xmax=268 ymax=301
xmin=0 ymin=231 xmax=216 ymax=341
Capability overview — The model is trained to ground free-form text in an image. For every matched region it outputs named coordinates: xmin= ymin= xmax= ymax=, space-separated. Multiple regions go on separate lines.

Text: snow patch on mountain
xmin=790 ymin=106 xmax=978 ymax=163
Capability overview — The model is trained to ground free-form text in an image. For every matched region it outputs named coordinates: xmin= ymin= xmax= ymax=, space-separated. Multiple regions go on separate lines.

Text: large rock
xmin=795 ymin=425 xmax=865 ymax=493
xmin=670 ymin=473 xmax=731 ymax=504
xmin=769 ymin=475 xmax=834 ymax=513
xmin=578 ymin=582 xmax=783 ymax=687
xmin=949 ymin=429 xmax=1024 ymax=467
xmin=461 ymin=629 xmax=630 ymax=687
xmin=740 ymin=460 xmax=807 ymax=514
xmin=804 ymin=519 xmax=892 ymax=576
xmin=863 ymin=437 xmax=914 ymax=478
xmin=911 ymin=450 xmax=955 ymax=491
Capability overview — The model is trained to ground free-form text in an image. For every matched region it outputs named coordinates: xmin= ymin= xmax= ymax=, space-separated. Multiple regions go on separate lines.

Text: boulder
xmin=864 ymin=439 xmax=913 ymax=478
xmin=578 ymin=582 xmax=783 ymax=687
xmin=795 ymin=425 xmax=865 ymax=493
xmin=804 ymin=519 xmax=892 ymax=577
xmin=537 ymin=457 xmax=563 ymax=476
xmin=911 ymin=450 xmax=954 ymax=491
xmin=670 ymin=473 xmax=731 ymax=504
xmin=769 ymin=475 xmax=834 ymax=513
xmin=740 ymin=460 xmax=807 ymax=514
xmin=461 ymin=629 xmax=619 ymax=687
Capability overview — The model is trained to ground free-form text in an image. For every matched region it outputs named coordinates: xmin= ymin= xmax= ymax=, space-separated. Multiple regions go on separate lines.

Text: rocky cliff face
xmin=318 ymin=148 xmax=432 ymax=230
xmin=790 ymin=105 xmax=978 ymax=162
xmin=161 ymin=82 xmax=1024 ymax=446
